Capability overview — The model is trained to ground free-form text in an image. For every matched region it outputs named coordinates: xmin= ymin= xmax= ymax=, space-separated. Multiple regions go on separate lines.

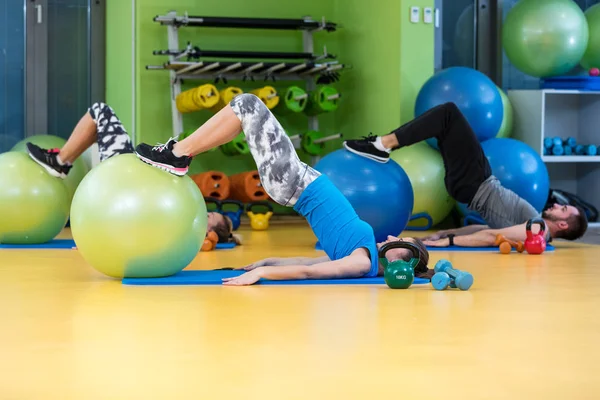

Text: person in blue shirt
xmin=133 ymin=93 xmax=430 ymax=286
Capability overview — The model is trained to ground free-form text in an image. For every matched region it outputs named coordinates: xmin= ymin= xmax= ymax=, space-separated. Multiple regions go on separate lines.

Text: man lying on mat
xmin=343 ymin=102 xmax=588 ymax=248
xmin=25 ymin=102 xmax=241 ymax=246
xmin=132 ymin=93 xmax=432 ymax=286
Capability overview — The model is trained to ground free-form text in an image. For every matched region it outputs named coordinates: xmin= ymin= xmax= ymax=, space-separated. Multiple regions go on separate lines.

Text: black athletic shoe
xmin=343 ymin=133 xmax=390 ymax=163
xmin=134 ymin=138 xmax=192 ymax=176
xmin=26 ymin=142 xmax=72 ymax=179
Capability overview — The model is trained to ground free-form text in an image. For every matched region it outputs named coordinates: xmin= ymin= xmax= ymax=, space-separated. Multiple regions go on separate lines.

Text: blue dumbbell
xmin=564 ymin=146 xmax=573 ymax=156
xmin=575 ymin=145 xmax=585 ymax=155
xmin=586 ymin=145 xmax=597 ymax=156
xmin=433 ymin=259 xmax=474 ymax=291
xmin=543 ymin=137 xmax=553 ymax=149
xmin=552 ymin=137 xmax=563 ymax=147
xmin=551 ymin=145 xmax=564 ymax=156
xmin=564 ymin=137 xmax=577 ymax=147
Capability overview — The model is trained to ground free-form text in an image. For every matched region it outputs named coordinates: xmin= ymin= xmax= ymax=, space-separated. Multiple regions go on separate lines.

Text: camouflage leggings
xmin=89 ymin=102 xmax=134 ymax=162
xmin=229 ymin=94 xmax=321 ymax=207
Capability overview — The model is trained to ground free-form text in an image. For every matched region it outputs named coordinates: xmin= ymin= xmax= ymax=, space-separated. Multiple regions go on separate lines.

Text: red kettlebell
xmin=525 ymin=218 xmax=547 ymax=255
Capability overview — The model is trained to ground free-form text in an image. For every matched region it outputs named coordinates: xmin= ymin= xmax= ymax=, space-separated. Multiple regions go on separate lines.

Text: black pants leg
xmin=391 ymin=102 xmax=491 ymax=204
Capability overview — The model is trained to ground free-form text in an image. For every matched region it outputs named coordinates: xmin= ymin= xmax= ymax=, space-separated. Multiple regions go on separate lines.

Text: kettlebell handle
xmin=220 ymin=199 xmax=243 ymax=212
xmin=204 ymin=196 xmax=223 ymax=212
xmin=378 ymin=241 xmax=421 ymax=260
xmin=246 ymin=201 xmax=274 ymax=213
xmin=526 ymin=217 xmax=546 ymax=234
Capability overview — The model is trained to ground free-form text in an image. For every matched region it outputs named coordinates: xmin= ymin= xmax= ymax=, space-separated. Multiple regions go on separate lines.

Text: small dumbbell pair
xmin=201 ymin=231 xmax=219 ymax=251
xmin=431 ymin=259 xmax=474 ymax=291
xmin=494 ymin=234 xmax=524 ymax=254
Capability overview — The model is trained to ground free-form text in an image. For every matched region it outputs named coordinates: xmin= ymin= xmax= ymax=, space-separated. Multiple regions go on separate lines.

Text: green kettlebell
xmin=380 ymin=241 xmax=420 ymax=289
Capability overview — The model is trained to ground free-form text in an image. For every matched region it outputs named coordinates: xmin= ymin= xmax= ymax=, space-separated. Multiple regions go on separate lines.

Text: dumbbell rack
xmin=147 ymin=11 xmax=347 ymax=161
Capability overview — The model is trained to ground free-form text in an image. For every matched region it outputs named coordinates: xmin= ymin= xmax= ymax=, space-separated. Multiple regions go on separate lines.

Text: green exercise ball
xmin=496 ymin=86 xmax=514 ymax=139
xmin=70 ymin=154 xmax=207 ymax=278
xmin=12 ymin=135 xmax=90 ymax=201
xmin=502 ymin=0 xmax=589 ymax=77
xmin=390 ymin=142 xmax=455 ymax=228
xmin=581 ymin=4 xmax=600 ymax=69
xmin=0 ymin=152 xmax=70 ymax=244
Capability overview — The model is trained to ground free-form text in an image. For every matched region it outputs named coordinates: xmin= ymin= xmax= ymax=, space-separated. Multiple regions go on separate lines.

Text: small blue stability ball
xmin=415 ymin=67 xmax=504 ymax=150
xmin=314 ymin=149 xmax=414 ymax=242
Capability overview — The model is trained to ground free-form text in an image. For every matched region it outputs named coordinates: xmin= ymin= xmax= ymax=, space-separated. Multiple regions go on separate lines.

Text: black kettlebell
xmin=380 ymin=241 xmax=421 ymax=289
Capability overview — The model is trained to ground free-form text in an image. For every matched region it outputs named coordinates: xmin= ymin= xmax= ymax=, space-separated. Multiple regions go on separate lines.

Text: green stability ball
xmin=390 ymin=142 xmax=455 ymax=228
xmin=502 ymin=0 xmax=589 ymax=77
xmin=12 ymin=135 xmax=90 ymax=202
xmin=496 ymin=86 xmax=514 ymax=139
xmin=581 ymin=4 xmax=600 ymax=70
xmin=70 ymin=154 xmax=207 ymax=279
xmin=0 ymin=152 xmax=70 ymax=244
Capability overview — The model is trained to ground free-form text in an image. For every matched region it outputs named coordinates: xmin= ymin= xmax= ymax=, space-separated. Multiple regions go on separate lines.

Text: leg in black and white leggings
xmin=229 ymin=94 xmax=321 ymax=206
xmin=88 ymin=102 xmax=134 ymax=161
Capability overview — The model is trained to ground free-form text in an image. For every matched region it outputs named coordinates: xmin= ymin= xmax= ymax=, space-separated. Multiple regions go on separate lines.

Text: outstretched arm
xmin=423 ymin=223 xmax=527 ymax=247
xmin=224 ymin=253 xmax=371 ymax=286
xmin=422 ymin=224 xmax=489 ymax=241
xmin=242 ymin=256 xmax=330 ymax=270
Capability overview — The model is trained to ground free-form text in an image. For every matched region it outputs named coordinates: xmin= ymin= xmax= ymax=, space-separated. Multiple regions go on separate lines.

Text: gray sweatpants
xmin=469 ymin=175 xmax=540 ymax=229
xmin=229 ymin=94 xmax=321 ymax=206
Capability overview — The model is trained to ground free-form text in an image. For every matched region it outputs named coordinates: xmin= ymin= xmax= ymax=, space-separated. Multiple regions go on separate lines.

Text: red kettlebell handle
xmin=525 ymin=218 xmax=547 ymax=254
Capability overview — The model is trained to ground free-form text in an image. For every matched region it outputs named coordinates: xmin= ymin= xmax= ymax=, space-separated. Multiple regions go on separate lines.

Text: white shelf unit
xmin=148 ymin=11 xmax=346 ymax=163
xmin=508 ymin=89 xmax=600 ymax=228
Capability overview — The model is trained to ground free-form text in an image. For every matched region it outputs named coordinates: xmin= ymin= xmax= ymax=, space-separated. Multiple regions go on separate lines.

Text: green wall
xmin=107 ymin=0 xmax=435 ymax=171
xmin=106 ymin=0 xmax=134 ymax=134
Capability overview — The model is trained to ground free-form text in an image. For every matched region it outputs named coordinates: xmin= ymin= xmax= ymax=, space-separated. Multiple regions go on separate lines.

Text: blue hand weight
xmin=552 ymin=145 xmax=564 ymax=156
xmin=586 ymin=145 xmax=597 ymax=156
xmin=406 ymin=212 xmax=434 ymax=231
xmin=575 ymin=145 xmax=585 ymax=155
xmin=431 ymin=272 xmax=451 ymax=290
xmin=433 ymin=259 xmax=474 ymax=291
xmin=564 ymin=137 xmax=577 ymax=147
xmin=564 ymin=146 xmax=573 ymax=156
xmin=543 ymin=137 xmax=553 ymax=149
xmin=552 ymin=137 xmax=562 ymax=147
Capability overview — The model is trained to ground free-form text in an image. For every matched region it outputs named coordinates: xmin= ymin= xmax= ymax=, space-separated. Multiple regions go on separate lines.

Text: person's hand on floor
xmin=239 ymin=258 xmax=277 ymax=271
xmin=222 ymin=270 xmax=262 ymax=286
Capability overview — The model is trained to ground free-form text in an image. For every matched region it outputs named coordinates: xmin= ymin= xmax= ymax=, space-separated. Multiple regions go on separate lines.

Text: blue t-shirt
xmin=293 ymin=175 xmax=379 ymax=277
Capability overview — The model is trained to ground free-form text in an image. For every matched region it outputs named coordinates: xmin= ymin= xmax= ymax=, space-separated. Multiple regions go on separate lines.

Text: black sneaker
xmin=134 ymin=138 xmax=192 ymax=176
xmin=343 ymin=133 xmax=390 ymax=163
xmin=26 ymin=142 xmax=72 ymax=179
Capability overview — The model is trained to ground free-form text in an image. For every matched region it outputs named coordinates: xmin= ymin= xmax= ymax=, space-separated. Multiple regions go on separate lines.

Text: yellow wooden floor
xmin=0 ymin=222 xmax=599 ymax=399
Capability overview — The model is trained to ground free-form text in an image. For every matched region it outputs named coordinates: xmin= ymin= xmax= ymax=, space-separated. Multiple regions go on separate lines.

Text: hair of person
xmin=400 ymin=238 xmax=429 ymax=275
xmin=553 ymin=205 xmax=588 ymax=241
xmin=213 ymin=215 xmax=243 ymax=245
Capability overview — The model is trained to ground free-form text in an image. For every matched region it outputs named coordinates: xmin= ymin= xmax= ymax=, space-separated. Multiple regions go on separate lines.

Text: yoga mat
xmin=0 ymin=239 xmax=76 ymax=249
xmin=426 ymin=244 xmax=555 ymax=252
xmin=215 ymin=242 xmax=236 ymax=250
xmin=122 ymin=269 xmax=429 ymax=286
xmin=315 ymin=242 xmax=555 ymax=252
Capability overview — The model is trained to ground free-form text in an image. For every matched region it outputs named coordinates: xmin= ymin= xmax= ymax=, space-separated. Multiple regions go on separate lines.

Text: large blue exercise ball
xmin=456 ymin=138 xmax=550 ymax=222
xmin=415 ymin=67 xmax=503 ymax=150
xmin=314 ymin=149 xmax=414 ymax=242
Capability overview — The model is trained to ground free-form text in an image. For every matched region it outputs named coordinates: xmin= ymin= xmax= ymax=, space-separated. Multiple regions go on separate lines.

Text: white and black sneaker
xmin=26 ymin=143 xmax=72 ymax=179
xmin=343 ymin=133 xmax=390 ymax=163
xmin=135 ymin=138 xmax=192 ymax=176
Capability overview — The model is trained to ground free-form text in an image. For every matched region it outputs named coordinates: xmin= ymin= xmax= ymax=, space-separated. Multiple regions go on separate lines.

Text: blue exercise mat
xmin=122 ymin=269 xmax=429 ymax=286
xmin=315 ymin=242 xmax=555 ymax=252
xmin=0 ymin=239 xmax=76 ymax=249
xmin=215 ymin=242 xmax=236 ymax=250
xmin=0 ymin=239 xmax=235 ymax=251
xmin=426 ymin=244 xmax=555 ymax=252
